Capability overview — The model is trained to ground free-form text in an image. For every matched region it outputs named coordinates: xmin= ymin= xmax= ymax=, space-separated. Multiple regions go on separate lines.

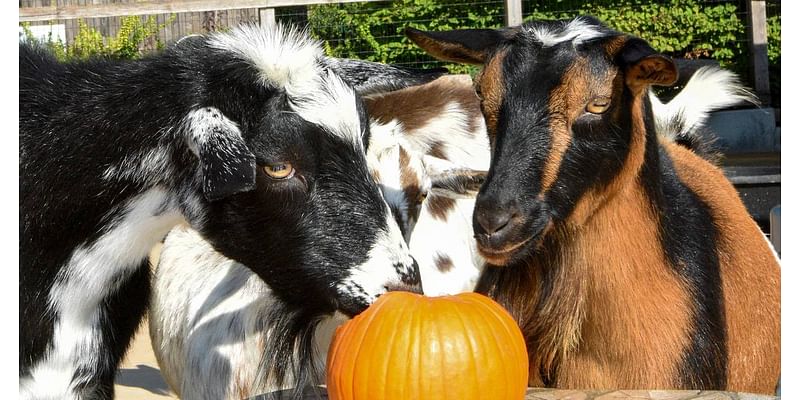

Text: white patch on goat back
xmin=20 ymin=188 xmax=184 ymax=400
xmin=367 ymin=119 xmax=418 ymax=239
xmin=151 ymin=226 xmax=349 ymax=399
xmin=411 ymin=197 xmax=484 ymax=295
xmin=411 ymin=101 xmax=490 ymax=171
xmin=526 ymin=17 xmax=608 ymax=48
xmin=208 ymin=24 xmax=362 ymax=146
xmin=339 ymin=204 xmax=416 ymax=304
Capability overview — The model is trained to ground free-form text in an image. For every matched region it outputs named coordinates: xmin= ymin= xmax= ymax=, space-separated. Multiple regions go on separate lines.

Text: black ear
xmin=617 ymin=37 xmax=678 ymax=91
xmin=405 ymin=27 xmax=512 ymax=64
xmin=429 ymin=170 xmax=487 ymax=199
xmin=323 ymin=58 xmax=447 ymax=96
xmin=185 ymin=107 xmax=256 ymax=202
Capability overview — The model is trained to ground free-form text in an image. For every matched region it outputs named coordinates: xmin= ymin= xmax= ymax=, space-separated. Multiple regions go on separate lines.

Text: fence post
xmin=504 ymin=0 xmax=523 ymax=27
xmin=259 ymin=7 xmax=276 ymax=28
xmin=746 ymin=0 xmax=771 ymax=105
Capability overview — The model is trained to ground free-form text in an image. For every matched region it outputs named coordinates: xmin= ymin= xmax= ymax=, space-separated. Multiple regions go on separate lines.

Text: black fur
xmin=639 ymin=106 xmax=727 ymax=388
xmin=20 ymin=27 xmax=433 ymax=399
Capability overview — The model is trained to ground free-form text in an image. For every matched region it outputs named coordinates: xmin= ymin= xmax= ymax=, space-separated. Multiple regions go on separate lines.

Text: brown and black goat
xmin=407 ymin=16 xmax=780 ymax=394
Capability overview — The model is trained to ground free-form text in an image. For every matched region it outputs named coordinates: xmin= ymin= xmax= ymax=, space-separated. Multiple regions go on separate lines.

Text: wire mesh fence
xmin=19 ymin=0 xmax=780 ymax=104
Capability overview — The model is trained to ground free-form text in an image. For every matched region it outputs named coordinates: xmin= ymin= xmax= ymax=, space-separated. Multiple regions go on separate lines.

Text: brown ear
xmin=405 ymin=27 xmax=509 ymax=65
xmin=627 ymin=54 xmax=678 ymax=89
xmin=616 ymin=37 xmax=678 ymax=92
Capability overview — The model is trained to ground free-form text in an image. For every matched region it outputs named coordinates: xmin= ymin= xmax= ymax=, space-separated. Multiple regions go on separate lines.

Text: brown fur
xmin=428 ymin=140 xmax=448 ymax=160
xmin=475 ymin=49 xmax=507 ymax=140
xmin=665 ymin=142 xmax=781 ymax=393
xmin=365 ymin=75 xmax=481 ymax=137
xmin=425 ymin=195 xmax=457 ymax=221
xmin=434 ymin=253 xmax=454 ymax=273
xmin=398 ymin=146 xmax=423 ymax=220
xmin=405 ymin=30 xmax=487 ymax=64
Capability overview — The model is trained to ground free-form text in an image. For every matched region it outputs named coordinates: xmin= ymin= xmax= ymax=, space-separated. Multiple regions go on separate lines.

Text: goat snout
xmin=473 ymin=198 xmax=551 ymax=265
xmin=474 ymin=206 xmax=518 ymax=236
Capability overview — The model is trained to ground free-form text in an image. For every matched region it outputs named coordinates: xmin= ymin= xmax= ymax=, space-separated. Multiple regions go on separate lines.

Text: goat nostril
xmin=476 ymin=210 xmax=515 ymax=235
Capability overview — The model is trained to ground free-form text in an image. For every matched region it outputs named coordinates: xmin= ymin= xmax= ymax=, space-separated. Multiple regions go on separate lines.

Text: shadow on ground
xmin=116 ymin=364 xmax=172 ymax=396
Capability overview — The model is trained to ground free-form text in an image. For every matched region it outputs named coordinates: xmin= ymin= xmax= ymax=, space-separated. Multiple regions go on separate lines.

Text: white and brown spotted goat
xmin=149 ymin=75 xmax=491 ymax=399
xmin=408 ymin=16 xmax=780 ymax=393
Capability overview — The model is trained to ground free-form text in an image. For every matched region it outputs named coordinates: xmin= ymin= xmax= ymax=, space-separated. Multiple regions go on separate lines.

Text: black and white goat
xmin=408 ymin=16 xmax=780 ymax=393
xmin=148 ymin=74 xmax=492 ymax=399
xmin=19 ymin=24 xmax=443 ymax=399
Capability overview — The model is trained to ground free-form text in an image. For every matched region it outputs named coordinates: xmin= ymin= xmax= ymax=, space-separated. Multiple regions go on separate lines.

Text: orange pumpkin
xmin=326 ymin=291 xmax=528 ymax=400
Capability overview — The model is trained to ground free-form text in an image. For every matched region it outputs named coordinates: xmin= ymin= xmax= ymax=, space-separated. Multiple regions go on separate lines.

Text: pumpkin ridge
xmin=378 ymin=292 xmax=414 ymax=400
xmin=447 ymin=296 xmax=481 ymax=400
xmin=476 ymin=301 xmax=528 ymax=387
xmin=469 ymin=295 xmax=516 ymax=399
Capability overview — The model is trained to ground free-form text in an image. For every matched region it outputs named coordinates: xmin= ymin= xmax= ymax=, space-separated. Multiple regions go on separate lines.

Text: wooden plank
xmin=19 ymin=0 xmax=384 ymax=22
xmin=746 ymin=0 xmax=771 ymax=104
xmin=504 ymin=0 xmax=522 ymax=27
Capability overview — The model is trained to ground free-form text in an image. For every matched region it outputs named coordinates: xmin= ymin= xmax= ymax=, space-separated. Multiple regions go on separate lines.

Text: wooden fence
xmin=18 ymin=0 xmax=772 ymax=102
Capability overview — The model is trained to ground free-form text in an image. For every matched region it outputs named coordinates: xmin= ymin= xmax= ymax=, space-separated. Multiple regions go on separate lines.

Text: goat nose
xmin=475 ymin=208 xmax=516 ymax=235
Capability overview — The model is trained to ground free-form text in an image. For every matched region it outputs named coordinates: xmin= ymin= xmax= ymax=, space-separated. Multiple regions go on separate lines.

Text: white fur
xmin=101 ymin=145 xmax=173 ymax=185
xmin=208 ymin=24 xmax=322 ymax=91
xmin=208 ymin=24 xmax=362 ymax=146
xmin=288 ymin=69 xmax=362 ymax=147
xmin=150 ymin=227 xmax=347 ymax=399
xmin=410 ymin=196 xmax=484 ymax=295
xmin=650 ymin=66 xmax=757 ymax=140
xmin=338 ymin=205 xmax=417 ymax=304
xmin=21 ymin=188 xmax=184 ymax=400
xmin=527 ymin=17 xmax=608 ymax=48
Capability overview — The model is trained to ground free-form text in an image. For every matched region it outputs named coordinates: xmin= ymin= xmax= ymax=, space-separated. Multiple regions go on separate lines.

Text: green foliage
xmin=307 ymin=0 xmax=779 ymax=81
xmin=308 ymin=0 xmax=505 ymax=74
xmin=21 ymin=15 xmax=174 ymax=61
xmin=767 ymin=14 xmax=780 ymax=64
xmin=526 ymin=0 xmax=745 ymax=68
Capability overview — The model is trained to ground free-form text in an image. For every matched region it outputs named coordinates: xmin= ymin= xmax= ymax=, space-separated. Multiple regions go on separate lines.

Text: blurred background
xmin=19 ymin=0 xmax=780 ymax=107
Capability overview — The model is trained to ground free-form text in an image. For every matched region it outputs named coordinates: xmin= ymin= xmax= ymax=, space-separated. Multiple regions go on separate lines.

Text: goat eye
xmin=586 ymin=97 xmax=611 ymax=114
xmin=264 ymin=163 xmax=295 ymax=180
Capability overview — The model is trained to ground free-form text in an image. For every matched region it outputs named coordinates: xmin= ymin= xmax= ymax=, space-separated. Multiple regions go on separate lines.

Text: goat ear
xmin=430 ymin=169 xmax=487 ymax=199
xmin=405 ymin=27 xmax=511 ymax=65
xmin=617 ymin=38 xmax=678 ymax=91
xmin=184 ymin=107 xmax=257 ymax=202
xmin=423 ymin=155 xmax=486 ymax=199
xmin=323 ymin=58 xmax=447 ymax=96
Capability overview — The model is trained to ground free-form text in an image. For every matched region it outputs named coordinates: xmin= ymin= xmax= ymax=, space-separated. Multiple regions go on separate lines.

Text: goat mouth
xmin=476 ymin=235 xmax=534 ymax=266
xmin=475 ymin=218 xmax=552 ymax=266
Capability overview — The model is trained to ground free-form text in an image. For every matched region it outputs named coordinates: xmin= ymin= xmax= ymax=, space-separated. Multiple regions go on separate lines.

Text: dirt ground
xmin=114 ymin=244 xmax=178 ymax=400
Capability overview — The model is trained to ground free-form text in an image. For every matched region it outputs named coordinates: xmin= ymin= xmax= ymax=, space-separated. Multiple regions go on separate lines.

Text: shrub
xmin=20 ymin=15 xmax=173 ymax=61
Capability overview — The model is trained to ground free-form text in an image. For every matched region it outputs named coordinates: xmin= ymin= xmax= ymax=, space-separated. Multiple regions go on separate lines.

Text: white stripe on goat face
xmin=337 ymin=201 xmax=417 ymax=305
xmin=20 ymin=188 xmax=184 ymax=400
xmin=208 ymin=24 xmax=363 ymax=148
